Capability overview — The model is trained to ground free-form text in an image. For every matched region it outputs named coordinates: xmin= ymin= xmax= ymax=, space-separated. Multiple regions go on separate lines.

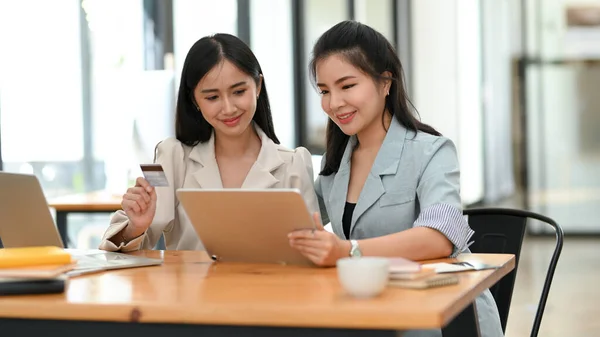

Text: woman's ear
xmin=257 ymin=74 xmax=263 ymax=98
xmin=381 ymin=71 xmax=392 ymax=96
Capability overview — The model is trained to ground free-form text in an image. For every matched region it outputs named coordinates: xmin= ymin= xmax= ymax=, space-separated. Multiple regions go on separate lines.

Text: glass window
xmin=354 ymin=0 xmax=395 ymax=43
xmin=250 ymin=0 xmax=295 ymax=148
xmin=172 ymin=0 xmax=238 ymax=84
xmin=302 ymin=0 xmax=350 ymax=153
xmin=0 ymin=0 xmax=83 ymax=197
xmin=524 ymin=0 xmax=600 ymax=232
xmin=82 ymin=0 xmax=150 ymax=194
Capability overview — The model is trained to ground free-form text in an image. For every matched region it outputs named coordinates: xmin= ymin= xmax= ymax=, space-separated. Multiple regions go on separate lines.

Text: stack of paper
xmin=386 ymin=257 xmax=457 ymax=289
xmin=386 ymin=258 xmax=499 ymax=290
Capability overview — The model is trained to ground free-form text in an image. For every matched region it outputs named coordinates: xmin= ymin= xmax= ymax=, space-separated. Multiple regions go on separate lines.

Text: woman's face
xmin=193 ymin=60 xmax=261 ymax=138
xmin=315 ymin=54 xmax=389 ymax=136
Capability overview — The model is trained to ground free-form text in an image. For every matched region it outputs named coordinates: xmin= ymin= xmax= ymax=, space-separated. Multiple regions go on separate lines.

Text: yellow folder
xmin=0 ymin=246 xmax=72 ymax=268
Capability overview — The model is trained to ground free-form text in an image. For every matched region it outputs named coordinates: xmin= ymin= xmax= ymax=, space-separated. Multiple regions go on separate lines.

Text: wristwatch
xmin=349 ymin=239 xmax=362 ymax=257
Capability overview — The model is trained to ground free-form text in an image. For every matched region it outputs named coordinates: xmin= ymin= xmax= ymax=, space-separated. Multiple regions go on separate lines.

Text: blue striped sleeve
xmin=413 ymin=203 xmax=474 ymax=257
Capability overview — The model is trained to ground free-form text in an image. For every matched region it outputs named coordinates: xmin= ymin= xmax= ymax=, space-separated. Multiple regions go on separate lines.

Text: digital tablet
xmin=176 ymin=188 xmax=316 ymax=266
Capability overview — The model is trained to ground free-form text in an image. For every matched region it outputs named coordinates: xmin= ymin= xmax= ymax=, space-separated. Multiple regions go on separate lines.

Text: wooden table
xmin=48 ymin=192 xmax=122 ymax=247
xmin=0 ymin=251 xmax=515 ymax=337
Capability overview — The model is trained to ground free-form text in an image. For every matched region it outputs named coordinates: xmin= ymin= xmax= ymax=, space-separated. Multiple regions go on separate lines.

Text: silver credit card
xmin=140 ymin=164 xmax=169 ymax=187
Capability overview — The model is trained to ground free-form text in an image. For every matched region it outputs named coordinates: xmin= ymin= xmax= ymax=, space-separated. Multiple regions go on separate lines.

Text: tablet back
xmin=176 ymin=188 xmax=316 ymax=266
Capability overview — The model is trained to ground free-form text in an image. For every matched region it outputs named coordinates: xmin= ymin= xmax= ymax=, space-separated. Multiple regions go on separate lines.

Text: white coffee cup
xmin=336 ymin=257 xmax=390 ymax=298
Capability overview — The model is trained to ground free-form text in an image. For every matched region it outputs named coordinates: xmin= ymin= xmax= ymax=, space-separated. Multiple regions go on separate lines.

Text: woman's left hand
xmin=288 ymin=212 xmax=350 ymax=267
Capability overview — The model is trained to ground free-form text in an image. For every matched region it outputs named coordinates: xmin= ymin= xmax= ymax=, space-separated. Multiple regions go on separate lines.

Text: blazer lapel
xmin=328 ymin=137 xmax=354 ymax=237
xmin=188 ymin=125 xmax=284 ymax=189
xmin=188 ymin=133 xmax=224 ymax=189
xmin=241 ymin=127 xmax=283 ymax=189
xmin=350 ymin=120 xmax=407 ymax=233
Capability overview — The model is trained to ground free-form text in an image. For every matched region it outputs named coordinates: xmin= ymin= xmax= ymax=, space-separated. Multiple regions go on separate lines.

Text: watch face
xmin=351 ymin=241 xmax=362 ymax=257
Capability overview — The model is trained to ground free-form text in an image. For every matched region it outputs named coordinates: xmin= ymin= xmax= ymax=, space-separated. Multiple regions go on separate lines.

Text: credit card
xmin=140 ymin=164 xmax=169 ymax=187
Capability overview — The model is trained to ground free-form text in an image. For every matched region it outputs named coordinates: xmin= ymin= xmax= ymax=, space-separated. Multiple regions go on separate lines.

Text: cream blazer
xmin=98 ymin=126 xmax=319 ymax=252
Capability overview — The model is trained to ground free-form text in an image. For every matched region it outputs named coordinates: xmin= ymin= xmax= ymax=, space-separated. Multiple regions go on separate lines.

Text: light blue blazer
xmin=314 ymin=118 xmax=503 ymax=337
xmin=315 ymin=117 xmax=472 ymax=252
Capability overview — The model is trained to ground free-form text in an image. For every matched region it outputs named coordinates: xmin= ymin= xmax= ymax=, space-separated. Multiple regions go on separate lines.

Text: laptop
xmin=0 ymin=172 xmax=163 ymax=276
xmin=176 ymin=188 xmax=316 ymax=266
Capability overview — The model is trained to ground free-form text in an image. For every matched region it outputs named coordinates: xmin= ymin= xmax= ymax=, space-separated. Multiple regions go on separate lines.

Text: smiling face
xmin=315 ymin=54 xmax=389 ymax=137
xmin=192 ymin=59 xmax=261 ymax=138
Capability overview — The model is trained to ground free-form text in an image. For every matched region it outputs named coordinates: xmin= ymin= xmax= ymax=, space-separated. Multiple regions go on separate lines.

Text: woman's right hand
xmin=121 ymin=177 xmax=157 ymax=239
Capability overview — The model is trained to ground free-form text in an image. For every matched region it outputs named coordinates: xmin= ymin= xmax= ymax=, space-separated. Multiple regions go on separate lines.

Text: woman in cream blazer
xmin=99 ymin=33 xmax=318 ymax=252
xmin=99 ymin=125 xmax=318 ymax=252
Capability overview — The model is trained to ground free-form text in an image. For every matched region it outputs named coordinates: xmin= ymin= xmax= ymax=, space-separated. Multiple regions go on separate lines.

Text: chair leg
xmin=530 ymin=228 xmax=564 ymax=337
xmin=442 ymin=302 xmax=481 ymax=337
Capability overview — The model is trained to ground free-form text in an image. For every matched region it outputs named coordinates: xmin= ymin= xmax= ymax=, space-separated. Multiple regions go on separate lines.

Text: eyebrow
xmin=316 ymin=76 xmax=357 ymax=87
xmin=200 ymin=81 xmax=247 ymax=93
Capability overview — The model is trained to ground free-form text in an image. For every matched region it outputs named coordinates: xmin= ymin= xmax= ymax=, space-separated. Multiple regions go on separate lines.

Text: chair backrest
xmin=464 ymin=208 xmax=563 ymax=337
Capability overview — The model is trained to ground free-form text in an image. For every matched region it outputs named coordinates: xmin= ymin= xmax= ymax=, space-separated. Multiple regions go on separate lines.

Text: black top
xmin=342 ymin=202 xmax=357 ymax=239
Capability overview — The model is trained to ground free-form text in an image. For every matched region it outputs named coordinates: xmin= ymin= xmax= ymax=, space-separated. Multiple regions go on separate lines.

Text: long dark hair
xmin=309 ymin=21 xmax=440 ymax=176
xmin=175 ymin=33 xmax=279 ymax=146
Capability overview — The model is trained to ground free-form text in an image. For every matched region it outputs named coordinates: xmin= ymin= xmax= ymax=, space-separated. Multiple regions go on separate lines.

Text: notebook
xmin=388 ymin=274 xmax=459 ymax=289
xmin=0 ymin=263 xmax=77 ymax=279
xmin=0 ymin=246 xmax=72 ymax=269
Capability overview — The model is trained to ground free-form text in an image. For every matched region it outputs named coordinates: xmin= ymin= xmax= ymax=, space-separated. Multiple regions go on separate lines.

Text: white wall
xmin=411 ymin=0 xmax=519 ymax=205
xmin=250 ymin=0 xmax=295 ymax=148
xmin=411 ymin=0 xmax=485 ymax=205
xmin=481 ymin=0 xmax=516 ymax=203
xmin=457 ymin=0 xmax=485 ymax=205
xmin=172 ymin=0 xmax=238 ymax=86
xmin=0 ymin=0 xmax=83 ymax=162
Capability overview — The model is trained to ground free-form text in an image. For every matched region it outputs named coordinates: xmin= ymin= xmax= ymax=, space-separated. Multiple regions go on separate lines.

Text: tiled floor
xmin=505 ymin=236 xmax=600 ymax=337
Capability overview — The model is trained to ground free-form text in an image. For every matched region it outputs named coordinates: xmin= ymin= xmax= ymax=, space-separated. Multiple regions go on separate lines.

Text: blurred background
xmin=1 ymin=1 xmax=599 ymax=335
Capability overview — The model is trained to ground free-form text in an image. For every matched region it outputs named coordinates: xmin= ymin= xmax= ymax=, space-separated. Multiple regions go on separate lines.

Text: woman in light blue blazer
xmin=288 ymin=21 xmax=503 ymax=337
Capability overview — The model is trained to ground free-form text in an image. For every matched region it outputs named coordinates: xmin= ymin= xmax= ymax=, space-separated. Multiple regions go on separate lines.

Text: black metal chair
xmin=463 ymin=208 xmax=564 ymax=337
